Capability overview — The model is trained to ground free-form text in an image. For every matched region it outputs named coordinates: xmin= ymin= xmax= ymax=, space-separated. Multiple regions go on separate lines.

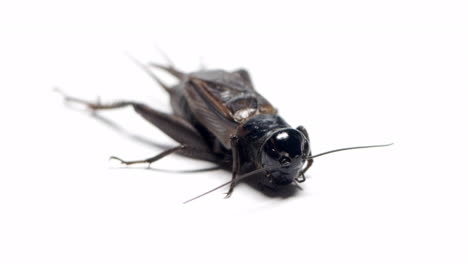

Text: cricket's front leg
xmin=225 ymin=136 xmax=240 ymax=198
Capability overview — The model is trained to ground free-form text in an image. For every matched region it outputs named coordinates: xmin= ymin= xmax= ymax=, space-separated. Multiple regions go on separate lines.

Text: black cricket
xmin=61 ymin=61 xmax=390 ymax=202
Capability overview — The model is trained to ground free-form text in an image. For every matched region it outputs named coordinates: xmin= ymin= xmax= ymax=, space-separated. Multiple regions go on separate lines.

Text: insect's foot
xmin=295 ymin=173 xmax=306 ymax=183
xmin=109 ymin=156 xmax=138 ymax=166
xmin=109 ymin=156 xmax=153 ymax=168
xmin=55 ymin=88 xmax=102 ymax=111
xmin=109 ymin=156 xmax=127 ymax=164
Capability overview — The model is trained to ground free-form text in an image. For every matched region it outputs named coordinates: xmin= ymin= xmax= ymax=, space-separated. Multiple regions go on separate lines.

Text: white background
xmin=1 ymin=0 xmax=467 ymax=263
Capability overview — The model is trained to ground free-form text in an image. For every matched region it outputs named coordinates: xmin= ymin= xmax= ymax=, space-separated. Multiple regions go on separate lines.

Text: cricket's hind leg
xmin=60 ymin=92 xmax=220 ymax=165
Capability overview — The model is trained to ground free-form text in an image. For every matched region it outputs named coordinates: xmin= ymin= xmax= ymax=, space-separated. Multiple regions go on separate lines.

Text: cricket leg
xmin=60 ymin=92 xmax=219 ymax=162
xmin=110 ymin=145 xmax=185 ymax=168
xmin=61 ymin=91 xmax=134 ymax=110
xmin=225 ymin=135 xmax=240 ymax=198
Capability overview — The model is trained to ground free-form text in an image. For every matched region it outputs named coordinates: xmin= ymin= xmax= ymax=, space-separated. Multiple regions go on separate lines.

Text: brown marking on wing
xmin=190 ymin=78 xmax=234 ymax=121
xmin=258 ymin=103 xmax=277 ymax=114
xmin=184 ymin=79 xmax=238 ymax=148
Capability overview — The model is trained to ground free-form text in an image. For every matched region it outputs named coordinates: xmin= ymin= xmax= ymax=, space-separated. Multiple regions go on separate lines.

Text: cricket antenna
xmin=307 ymin=143 xmax=393 ymax=160
xmin=183 ymin=167 xmax=267 ymax=204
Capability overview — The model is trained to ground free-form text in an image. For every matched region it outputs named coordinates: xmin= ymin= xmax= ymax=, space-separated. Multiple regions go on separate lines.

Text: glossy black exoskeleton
xmin=237 ymin=115 xmax=310 ymax=186
xmin=61 ymin=60 xmax=390 ymax=203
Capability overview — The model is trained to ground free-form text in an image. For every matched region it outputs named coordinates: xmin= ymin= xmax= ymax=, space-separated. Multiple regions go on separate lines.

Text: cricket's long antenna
xmin=183 ymin=167 xmax=267 ymax=204
xmin=307 ymin=143 xmax=393 ymax=159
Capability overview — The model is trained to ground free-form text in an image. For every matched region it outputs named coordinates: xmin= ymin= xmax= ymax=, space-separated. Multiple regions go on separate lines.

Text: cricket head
xmin=260 ymin=128 xmax=310 ymax=185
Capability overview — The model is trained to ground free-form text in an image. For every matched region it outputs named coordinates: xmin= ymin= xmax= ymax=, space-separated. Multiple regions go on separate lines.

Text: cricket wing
xmin=184 ymin=69 xmax=277 ymax=148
